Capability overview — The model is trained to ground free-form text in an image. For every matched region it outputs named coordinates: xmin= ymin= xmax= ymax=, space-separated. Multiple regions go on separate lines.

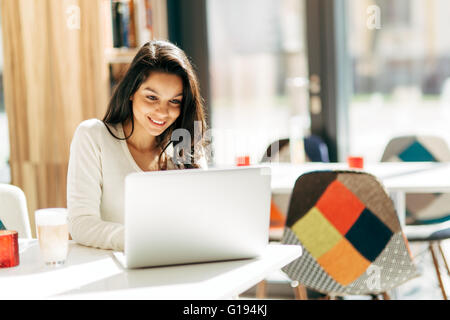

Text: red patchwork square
xmin=316 ymin=180 xmax=365 ymax=235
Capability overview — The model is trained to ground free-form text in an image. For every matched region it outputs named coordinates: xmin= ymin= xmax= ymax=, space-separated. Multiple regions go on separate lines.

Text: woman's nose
xmin=154 ymin=101 xmax=170 ymax=117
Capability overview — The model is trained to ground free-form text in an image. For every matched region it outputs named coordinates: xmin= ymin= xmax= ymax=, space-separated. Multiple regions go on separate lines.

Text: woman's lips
xmin=148 ymin=116 xmax=166 ymax=127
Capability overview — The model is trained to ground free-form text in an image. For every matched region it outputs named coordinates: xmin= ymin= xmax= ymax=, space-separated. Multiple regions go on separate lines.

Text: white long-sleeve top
xmin=67 ymin=119 xmax=205 ymax=251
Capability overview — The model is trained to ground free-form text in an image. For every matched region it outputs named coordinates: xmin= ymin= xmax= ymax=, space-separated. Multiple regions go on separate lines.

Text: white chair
xmin=0 ymin=184 xmax=32 ymax=238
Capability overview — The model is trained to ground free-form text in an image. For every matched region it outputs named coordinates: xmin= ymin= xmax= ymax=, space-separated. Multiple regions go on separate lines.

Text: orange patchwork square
xmin=316 ymin=180 xmax=365 ymax=235
xmin=317 ymin=238 xmax=371 ymax=286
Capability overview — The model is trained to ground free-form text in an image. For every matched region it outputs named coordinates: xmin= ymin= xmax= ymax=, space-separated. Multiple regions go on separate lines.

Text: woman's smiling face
xmin=130 ymin=71 xmax=183 ymax=138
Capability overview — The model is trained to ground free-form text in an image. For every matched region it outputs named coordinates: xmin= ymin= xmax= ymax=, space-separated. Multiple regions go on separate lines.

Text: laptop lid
xmin=123 ymin=166 xmax=271 ymax=269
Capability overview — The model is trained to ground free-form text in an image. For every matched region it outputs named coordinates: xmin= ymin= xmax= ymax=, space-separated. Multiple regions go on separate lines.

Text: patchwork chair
xmin=0 ymin=184 xmax=32 ymax=238
xmin=281 ymin=171 xmax=418 ymax=299
xmin=382 ymin=135 xmax=450 ymax=299
xmin=381 ymin=135 xmax=450 ymax=224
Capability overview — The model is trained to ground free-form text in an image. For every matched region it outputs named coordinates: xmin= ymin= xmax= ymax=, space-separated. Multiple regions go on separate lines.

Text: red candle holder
xmin=0 ymin=230 xmax=20 ymax=268
xmin=347 ymin=156 xmax=364 ymax=169
xmin=236 ymin=155 xmax=250 ymax=167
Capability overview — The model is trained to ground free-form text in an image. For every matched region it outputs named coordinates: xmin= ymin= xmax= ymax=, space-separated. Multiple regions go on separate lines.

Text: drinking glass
xmin=35 ymin=208 xmax=69 ymax=267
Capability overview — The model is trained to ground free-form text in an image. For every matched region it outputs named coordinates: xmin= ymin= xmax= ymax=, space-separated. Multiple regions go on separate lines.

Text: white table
xmin=268 ymin=162 xmax=450 ymax=226
xmin=0 ymin=240 xmax=302 ymax=300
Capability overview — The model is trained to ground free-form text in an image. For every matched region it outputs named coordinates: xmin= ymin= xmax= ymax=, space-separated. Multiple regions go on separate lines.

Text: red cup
xmin=347 ymin=156 xmax=364 ymax=169
xmin=0 ymin=230 xmax=20 ymax=268
xmin=236 ymin=155 xmax=250 ymax=166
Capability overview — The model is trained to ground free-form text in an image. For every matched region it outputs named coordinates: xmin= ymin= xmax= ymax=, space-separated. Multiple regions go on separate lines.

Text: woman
xmin=67 ymin=40 xmax=208 ymax=251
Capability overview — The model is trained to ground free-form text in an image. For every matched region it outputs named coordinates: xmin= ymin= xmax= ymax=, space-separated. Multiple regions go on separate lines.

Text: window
xmin=0 ymin=12 xmax=10 ymax=183
xmin=207 ymin=0 xmax=309 ymax=165
xmin=347 ymin=0 xmax=450 ymax=161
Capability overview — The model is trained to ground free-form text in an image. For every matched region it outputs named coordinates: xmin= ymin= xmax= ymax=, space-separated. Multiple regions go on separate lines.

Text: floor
xmin=240 ymin=239 xmax=450 ymax=300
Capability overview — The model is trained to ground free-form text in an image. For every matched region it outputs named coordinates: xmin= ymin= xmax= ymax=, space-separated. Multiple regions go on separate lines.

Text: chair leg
xmin=293 ymin=284 xmax=308 ymax=300
xmin=429 ymin=243 xmax=448 ymax=300
xmin=437 ymin=242 xmax=450 ymax=275
xmin=256 ymin=280 xmax=267 ymax=299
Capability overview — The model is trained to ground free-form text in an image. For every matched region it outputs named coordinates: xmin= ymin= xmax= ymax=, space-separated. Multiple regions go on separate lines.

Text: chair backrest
xmin=304 ymin=135 xmax=330 ymax=162
xmin=281 ymin=171 xmax=418 ymax=296
xmin=261 ymin=135 xmax=329 ymax=163
xmin=0 ymin=184 xmax=32 ymax=238
xmin=381 ymin=136 xmax=450 ymax=224
xmin=381 ymin=135 xmax=450 ymax=162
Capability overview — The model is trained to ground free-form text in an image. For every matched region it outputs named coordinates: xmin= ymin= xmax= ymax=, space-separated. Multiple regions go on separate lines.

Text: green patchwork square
xmin=291 ymin=207 xmax=343 ymax=259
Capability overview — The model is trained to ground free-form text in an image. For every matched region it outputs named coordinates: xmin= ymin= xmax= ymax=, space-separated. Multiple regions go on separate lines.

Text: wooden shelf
xmin=105 ymin=47 xmax=139 ymax=64
xmin=103 ymin=0 xmax=168 ymax=65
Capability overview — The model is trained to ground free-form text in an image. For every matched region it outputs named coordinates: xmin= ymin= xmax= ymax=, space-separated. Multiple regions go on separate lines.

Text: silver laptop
xmin=114 ymin=166 xmax=271 ymax=269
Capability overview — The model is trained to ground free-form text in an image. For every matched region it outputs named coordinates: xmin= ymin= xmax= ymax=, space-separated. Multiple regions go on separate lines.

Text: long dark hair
xmin=103 ymin=40 xmax=207 ymax=169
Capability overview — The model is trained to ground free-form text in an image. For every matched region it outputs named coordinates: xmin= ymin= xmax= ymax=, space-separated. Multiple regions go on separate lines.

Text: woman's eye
xmin=147 ymin=96 xmax=158 ymax=101
xmin=170 ymin=99 xmax=182 ymax=105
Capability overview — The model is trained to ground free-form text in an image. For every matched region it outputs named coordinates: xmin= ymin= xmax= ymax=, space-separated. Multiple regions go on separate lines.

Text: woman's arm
xmin=67 ymin=122 xmax=124 ymax=251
